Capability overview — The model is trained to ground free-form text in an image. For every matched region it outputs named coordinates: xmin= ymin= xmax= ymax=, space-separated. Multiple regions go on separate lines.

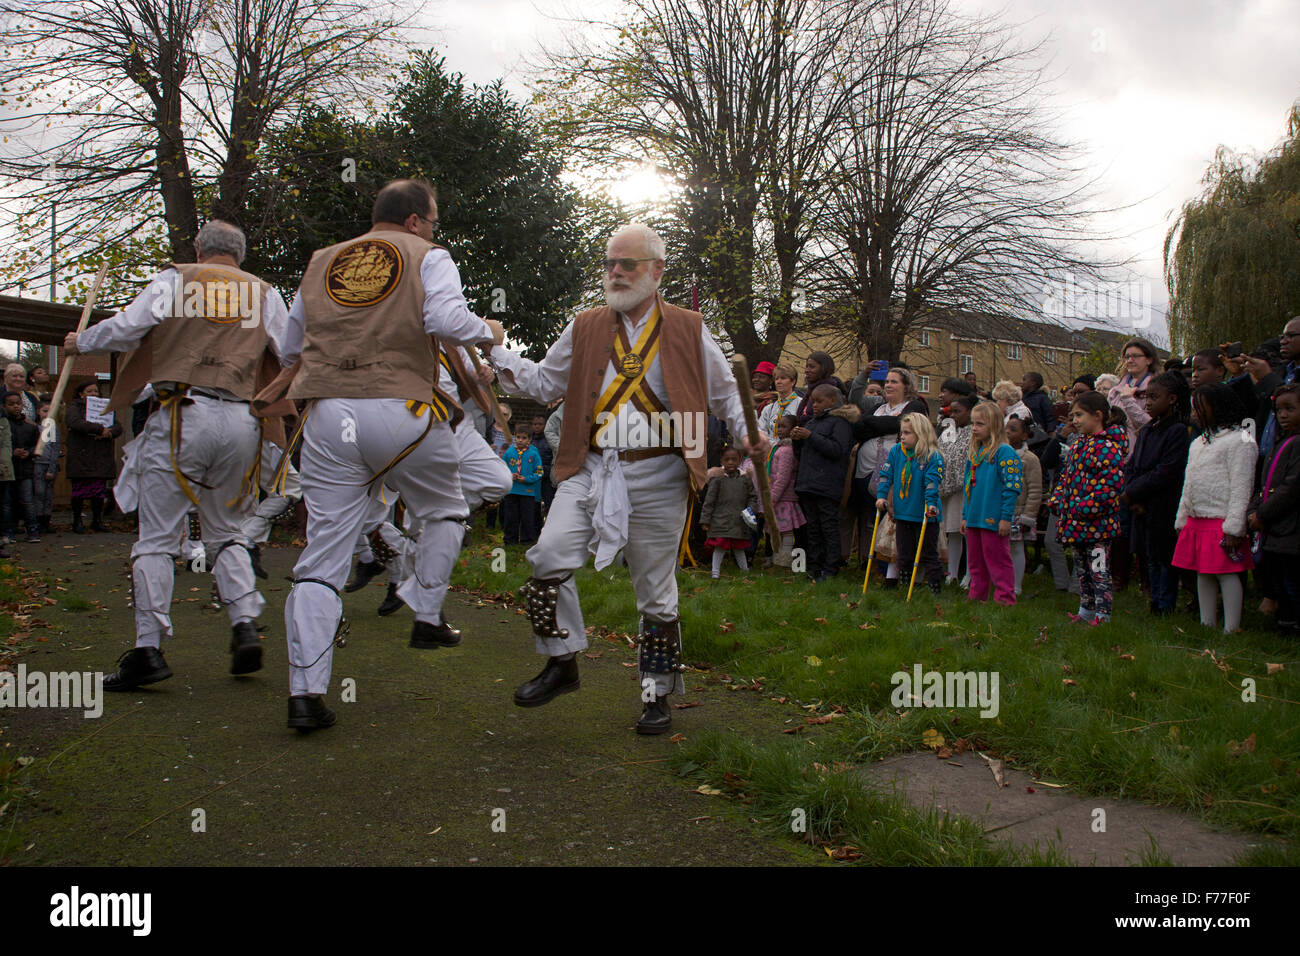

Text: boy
xmin=501 ymin=427 xmax=543 ymax=545
xmin=33 ymin=401 xmax=59 ymax=534
xmin=791 ymin=383 xmax=857 ymax=581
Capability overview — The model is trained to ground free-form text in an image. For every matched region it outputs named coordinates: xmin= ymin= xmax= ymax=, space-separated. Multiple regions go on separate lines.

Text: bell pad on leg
xmin=519 ymin=575 xmax=572 ymax=639
xmin=637 ymin=617 xmax=686 ymax=675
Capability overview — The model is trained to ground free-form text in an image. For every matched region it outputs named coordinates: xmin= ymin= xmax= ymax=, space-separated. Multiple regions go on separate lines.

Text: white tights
xmin=946 ymin=533 xmax=964 ymax=579
xmin=712 ymin=548 xmax=749 ymax=577
xmin=1198 ymin=573 xmax=1244 ymax=633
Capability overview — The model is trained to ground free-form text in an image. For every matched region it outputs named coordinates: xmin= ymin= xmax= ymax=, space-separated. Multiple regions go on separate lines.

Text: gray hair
xmin=607 ymin=222 xmax=665 ymax=261
xmin=195 ymin=220 xmax=246 ymax=264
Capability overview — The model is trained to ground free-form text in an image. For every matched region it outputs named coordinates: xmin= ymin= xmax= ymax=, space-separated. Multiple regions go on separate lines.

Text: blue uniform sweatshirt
xmin=962 ymin=443 xmax=1023 ymax=529
xmin=876 ymin=444 xmax=944 ymax=523
xmin=503 ymin=446 xmax=543 ymax=499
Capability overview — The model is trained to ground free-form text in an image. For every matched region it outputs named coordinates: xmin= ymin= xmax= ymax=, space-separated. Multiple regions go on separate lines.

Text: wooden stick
xmin=862 ymin=508 xmax=882 ymax=594
xmin=730 ymin=355 xmax=781 ymax=556
xmin=466 ymin=346 xmax=513 ymax=439
xmin=36 ymin=261 xmax=109 ymax=456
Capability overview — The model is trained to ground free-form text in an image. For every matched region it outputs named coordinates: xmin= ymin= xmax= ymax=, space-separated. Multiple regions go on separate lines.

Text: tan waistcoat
xmin=290 ymin=229 xmax=445 ymax=403
xmin=553 ymin=297 xmax=710 ymax=489
xmin=108 ymin=262 xmax=272 ymax=412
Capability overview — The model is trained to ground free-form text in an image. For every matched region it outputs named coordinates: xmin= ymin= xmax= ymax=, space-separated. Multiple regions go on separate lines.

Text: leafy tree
xmin=1164 ymin=104 xmax=1300 ymax=354
xmin=244 ymin=53 xmax=598 ymax=356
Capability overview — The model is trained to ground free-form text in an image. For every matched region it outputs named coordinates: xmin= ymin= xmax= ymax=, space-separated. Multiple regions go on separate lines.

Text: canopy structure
xmin=0 ymin=293 xmax=118 ymax=381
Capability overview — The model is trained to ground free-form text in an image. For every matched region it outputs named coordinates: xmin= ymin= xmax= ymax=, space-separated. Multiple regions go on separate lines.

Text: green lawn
xmin=452 ymin=534 xmax=1299 ymax=862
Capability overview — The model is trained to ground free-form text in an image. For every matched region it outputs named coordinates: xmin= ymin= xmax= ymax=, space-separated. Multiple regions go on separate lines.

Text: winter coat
xmin=1047 ymin=424 xmax=1128 ymax=544
xmin=65 ymin=397 xmax=124 ymax=480
xmin=876 ymin=444 xmax=943 ymax=523
xmin=795 ymin=376 xmax=847 ymax=420
xmin=794 ymin=404 xmax=858 ymax=499
xmin=1175 ymin=426 xmax=1258 ymax=539
xmin=850 ymin=397 xmax=929 ymax=494
xmin=701 ymin=470 xmax=760 ymax=539
xmin=1250 ymin=433 xmax=1300 ymax=556
xmin=6 ymin=414 xmax=38 ymax=480
xmin=1124 ymin=414 xmax=1191 ymax=564
xmin=767 ymin=441 xmax=806 ymax=533
xmin=1107 ymin=371 xmax=1153 ymax=458
xmin=1022 ymin=387 xmax=1054 ymax=433
xmin=962 ymin=443 xmax=1024 ymax=530
xmin=1012 ymin=445 xmax=1043 ymax=529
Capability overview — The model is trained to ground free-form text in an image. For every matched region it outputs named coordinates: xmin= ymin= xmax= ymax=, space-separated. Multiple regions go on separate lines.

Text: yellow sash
xmin=590 ymin=304 xmax=670 ymax=447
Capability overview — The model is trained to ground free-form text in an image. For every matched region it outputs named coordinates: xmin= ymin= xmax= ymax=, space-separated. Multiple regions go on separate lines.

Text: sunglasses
xmin=603 ymin=257 xmax=656 ymax=273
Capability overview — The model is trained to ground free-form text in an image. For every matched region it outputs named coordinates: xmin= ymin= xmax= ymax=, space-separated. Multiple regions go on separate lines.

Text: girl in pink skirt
xmin=767 ymin=416 xmax=806 ymax=566
xmin=1173 ymin=384 xmax=1258 ymax=633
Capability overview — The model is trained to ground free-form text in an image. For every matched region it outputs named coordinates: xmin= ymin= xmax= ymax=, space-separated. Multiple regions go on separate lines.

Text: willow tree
xmin=1164 ymin=104 xmax=1300 ymax=354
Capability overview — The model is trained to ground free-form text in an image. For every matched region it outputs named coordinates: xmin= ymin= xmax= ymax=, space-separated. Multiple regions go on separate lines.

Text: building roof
xmin=0 ymin=294 xmax=115 ymax=346
xmin=917 ymin=308 xmax=1161 ymax=356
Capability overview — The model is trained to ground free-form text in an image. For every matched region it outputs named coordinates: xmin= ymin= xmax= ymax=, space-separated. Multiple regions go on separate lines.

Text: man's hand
xmin=63 ymin=332 xmax=80 ymax=354
xmin=484 ymin=319 xmax=506 ymax=347
xmin=1223 ymin=354 xmax=1246 ymax=377
xmin=475 ymin=363 xmax=495 ymax=386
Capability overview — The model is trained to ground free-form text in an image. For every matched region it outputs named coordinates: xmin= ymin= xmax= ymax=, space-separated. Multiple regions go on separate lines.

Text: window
xmin=919 ymin=375 xmax=931 ymax=394
xmin=960 ymin=353 xmax=973 ymax=374
xmin=918 ymin=330 xmax=931 ymax=347
xmin=1007 ymin=344 xmax=1023 ymax=360
xmin=1045 ymin=348 xmax=1058 ymax=365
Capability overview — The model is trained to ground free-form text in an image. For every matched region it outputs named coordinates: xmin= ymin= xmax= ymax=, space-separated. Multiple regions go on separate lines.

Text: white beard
xmin=604 ymin=270 xmax=660 ymax=314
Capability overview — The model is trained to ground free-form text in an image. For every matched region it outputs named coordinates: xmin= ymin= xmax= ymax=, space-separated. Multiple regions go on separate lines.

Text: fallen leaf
xmin=921 ymin=728 xmax=945 ymax=750
xmin=857 ymin=623 xmax=875 ymax=631
xmin=935 ymin=746 xmax=954 ymax=759
xmin=673 ymin=700 xmax=702 ymax=710
xmin=813 ymin=617 xmax=829 ymax=625
xmin=805 ymin=655 xmax=823 ymax=667
xmin=826 ymin=845 xmax=862 ymax=862
xmin=781 ymin=725 xmax=805 ymax=734
xmin=695 ymin=785 xmax=723 ymax=796
xmin=979 ymin=752 xmax=1006 ymax=788
xmin=807 ymin=714 xmax=838 ymax=725
xmin=717 ymin=620 xmax=735 ymax=633
xmin=1267 ymin=662 xmax=1284 ymax=675
xmin=1026 ymin=786 xmax=1036 ymax=793
xmin=1062 ymin=678 xmax=1076 ymax=686
xmin=668 ymin=733 xmax=686 ymax=743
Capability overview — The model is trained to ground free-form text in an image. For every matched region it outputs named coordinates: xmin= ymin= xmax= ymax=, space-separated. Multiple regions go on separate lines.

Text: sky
xmin=422 ymin=0 xmax=1300 ymax=349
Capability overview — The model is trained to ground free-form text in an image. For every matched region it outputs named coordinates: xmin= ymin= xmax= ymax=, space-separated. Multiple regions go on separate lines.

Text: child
xmin=501 ymin=427 xmax=543 ymax=545
xmin=33 ymin=401 xmax=59 ymax=535
xmin=876 ymin=413 xmax=945 ymax=596
xmin=1122 ymin=372 xmax=1191 ymax=615
xmin=1248 ymin=384 xmax=1300 ymax=635
xmin=701 ymin=446 xmax=760 ymax=578
xmin=3 ymin=391 xmax=40 ymax=543
xmin=1004 ymin=415 xmax=1043 ymax=597
xmin=1047 ymin=392 xmax=1127 ymax=625
xmin=767 ymin=416 xmax=806 ymax=567
xmin=793 ymin=383 xmax=857 ymax=582
xmin=961 ymin=400 xmax=1023 ymax=605
xmin=938 ymin=394 xmax=975 ymax=585
xmin=1174 ymin=384 xmax=1257 ymax=633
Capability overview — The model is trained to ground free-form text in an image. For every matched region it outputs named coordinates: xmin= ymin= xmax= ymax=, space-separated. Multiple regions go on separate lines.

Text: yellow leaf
xmin=695 ymin=785 xmax=723 ymax=796
xmin=805 ymin=655 xmax=823 ymax=667
xmin=921 ymin=728 xmax=945 ymax=750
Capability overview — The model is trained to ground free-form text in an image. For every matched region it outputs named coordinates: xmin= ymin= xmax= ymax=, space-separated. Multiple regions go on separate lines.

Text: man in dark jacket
xmin=792 ymin=383 xmax=857 ymax=582
xmin=3 ymin=391 xmax=40 ymax=542
xmin=1020 ymin=371 xmax=1054 ymax=432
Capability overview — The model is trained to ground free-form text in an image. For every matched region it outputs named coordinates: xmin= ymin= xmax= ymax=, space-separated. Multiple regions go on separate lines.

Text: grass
xmin=0 ymin=560 xmax=35 ymax=862
xmin=452 ymin=533 xmax=1300 ymax=851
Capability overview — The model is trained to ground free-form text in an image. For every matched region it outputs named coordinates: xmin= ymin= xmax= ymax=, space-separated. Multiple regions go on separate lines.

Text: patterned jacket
xmin=1048 ymin=424 xmax=1128 ymax=544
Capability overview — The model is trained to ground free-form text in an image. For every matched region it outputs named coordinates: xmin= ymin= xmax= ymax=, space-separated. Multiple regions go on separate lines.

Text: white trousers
xmin=129 ymin=395 xmax=263 ymax=647
xmin=238 ymin=441 xmax=302 ymax=544
xmin=527 ymin=452 xmax=690 ymax=696
xmin=285 ymin=398 xmax=467 ymax=696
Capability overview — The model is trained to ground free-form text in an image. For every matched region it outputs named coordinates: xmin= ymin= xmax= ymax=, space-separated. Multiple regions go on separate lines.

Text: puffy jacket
xmin=1048 ymin=424 xmax=1128 ymax=544
xmin=1175 ymin=426 xmax=1257 ymax=538
xmin=794 ymin=404 xmax=857 ymax=499
xmin=1251 ymin=433 xmax=1300 ymax=556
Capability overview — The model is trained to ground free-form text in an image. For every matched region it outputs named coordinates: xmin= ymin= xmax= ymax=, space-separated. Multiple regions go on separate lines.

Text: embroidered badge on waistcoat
xmin=325 ymin=239 xmax=403 ymax=307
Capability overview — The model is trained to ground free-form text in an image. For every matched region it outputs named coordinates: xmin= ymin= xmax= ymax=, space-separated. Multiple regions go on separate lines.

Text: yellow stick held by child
xmin=906 ymin=511 xmax=930 ymax=602
xmin=861 ymin=508 xmax=882 ymax=595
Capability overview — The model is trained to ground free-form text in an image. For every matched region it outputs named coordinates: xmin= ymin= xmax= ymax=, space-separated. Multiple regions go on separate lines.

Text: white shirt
xmin=77 ymin=267 xmax=292 ymax=365
xmin=488 ymin=299 xmax=749 ymax=451
xmin=282 ymin=247 xmax=490 ymax=364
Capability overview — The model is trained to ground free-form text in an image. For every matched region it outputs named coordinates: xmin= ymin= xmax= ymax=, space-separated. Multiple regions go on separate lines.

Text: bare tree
xmin=808 ymin=0 xmax=1126 ymax=361
xmin=0 ymin=0 xmax=413 ymax=299
xmin=536 ymin=0 xmax=878 ymax=363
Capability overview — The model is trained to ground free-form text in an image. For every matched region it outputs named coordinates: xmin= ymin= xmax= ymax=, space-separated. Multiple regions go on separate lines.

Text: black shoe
xmin=343 ymin=559 xmax=384 ymax=593
xmin=229 ymin=621 xmax=263 ymax=675
xmin=409 ymin=618 xmax=461 ymax=648
xmin=377 ymin=582 xmax=405 ymax=616
xmin=250 ymin=545 xmax=268 ymax=580
xmin=26 ymin=531 xmax=40 ymax=543
xmin=513 ymin=656 xmax=580 ymax=707
xmin=636 ymin=696 xmax=673 ymax=735
xmin=104 ymin=647 xmax=172 ymax=691
xmin=287 ymin=695 xmax=336 ymax=733
xmin=90 ymin=521 xmax=108 ymax=533
xmin=72 ymin=518 xmax=87 ymax=535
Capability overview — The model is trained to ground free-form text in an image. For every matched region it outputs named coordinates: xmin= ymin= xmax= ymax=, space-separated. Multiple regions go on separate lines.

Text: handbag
xmin=874 ymin=512 xmax=898 ymax=562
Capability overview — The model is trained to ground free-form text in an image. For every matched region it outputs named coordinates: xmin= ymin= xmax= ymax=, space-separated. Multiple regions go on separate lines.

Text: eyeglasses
xmin=1123 ymin=352 xmax=1147 ymax=361
xmin=416 ymin=214 xmax=440 ymax=234
xmin=603 ymin=257 xmax=656 ymax=273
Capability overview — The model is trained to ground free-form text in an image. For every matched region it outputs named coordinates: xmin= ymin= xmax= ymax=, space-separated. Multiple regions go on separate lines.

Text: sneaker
xmin=26 ymin=532 xmax=40 ymax=543
xmin=1088 ymin=615 xmax=1110 ymax=627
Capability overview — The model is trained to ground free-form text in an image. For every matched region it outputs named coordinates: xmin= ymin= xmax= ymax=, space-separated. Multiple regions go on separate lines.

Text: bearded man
xmin=484 ymin=223 xmax=766 ymax=735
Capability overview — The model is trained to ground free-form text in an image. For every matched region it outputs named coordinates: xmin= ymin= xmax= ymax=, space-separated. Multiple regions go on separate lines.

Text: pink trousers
xmin=967 ymin=528 xmax=1016 ymax=605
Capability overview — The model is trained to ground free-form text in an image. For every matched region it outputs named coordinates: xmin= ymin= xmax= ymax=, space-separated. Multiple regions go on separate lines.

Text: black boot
xmin=636 ymin=695 xmax=673 ymax=735
xmin=409 ymin=618 xmax=461 ymax=648
xmin=343 ymin=559 xmax=384 ymax=593
xmin=377 ymin=581 xmax=405 ymax=616
xmin=104 ymin=647 xmax=172 ymax=691
xmin=249 ymin=544 xmax=268 ymax=580
xmin=89 ymin=497 xmax=108 ymax=533
xmin=71 ymin=498 xmax=87 ymax=534
xmin=229 ymin=621 xmax=263 ymax=674
xmin=287 ymin=695 xmax=336 ymax=733
xmin=513 ymin=655 xmax=580 ymax=707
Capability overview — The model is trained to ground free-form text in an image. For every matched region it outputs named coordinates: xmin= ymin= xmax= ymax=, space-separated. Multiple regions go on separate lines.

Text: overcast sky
xmin=424 ymin=0 xmax=1300 ymax=349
